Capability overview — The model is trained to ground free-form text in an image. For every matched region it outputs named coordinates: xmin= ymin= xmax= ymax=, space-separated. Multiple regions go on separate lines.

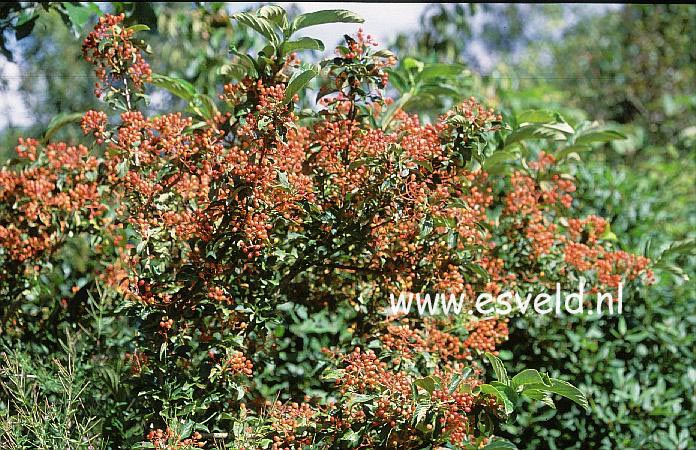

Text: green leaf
xmin=14 ymin=18 xmax=36 ymax=41
xmin=386 ymin=68 xmax=407 ymax=92
xmin=419 ymin=216 xmax=434 ymax=238
xmin=259 ymin=43 xmax=276 ymax=58
xmin=515 ymin=109 xmax=556 ymax=123
xmin=219 ymin=64 xmax=247 ymax=79
xmin=338 ymin=429 xmax=362 ymax=446
xmin=290 ymin=10 xmax=364 ymax=35
xmin=575 ymin=130 xmax=626 ymax=145
xmin=15 ymin=10 xmax=39 ymax=27
xmin=234 ymin=383 xmax=245 ymax=400
xmin=258 ymin=5 xmax=288 ymax=29
xmin=373 ymin=49 xmax=397 ymax=59
xmin=43 ymin=112 xmax=85 ymax=143
xmin=511 ymin=369 xmax=551 ymax=389
xmin=414 ymin=376 xmax=441 ymax=395
xmin=419 ymin=83 xmax=462 ymax=98
xmin=276 ymin=171 xmax=291 ymax=190
xmin=228 ymin=49 xmax=259 ymax=78
xmin=231 ymin=12 xmax=278 ymax=44
xmin=465 ymin=262 xmax=490 ymax=282
xmin=658 ymin=263 xmax=690 ymax=281
xmin=150 ymin=73 xmax=196 ymax=101
xmin=448 ymin=368 xmax=472 ymax=394
xmin=321 ymin=368 xmax=342 ymax=382
xmin=516 ymin=109 xmax=557 ymax=124
xmin=479 ymin=384 xmax=514 ymax=414
xmin=403 ymin=57 xmax=425 ymax=72
xmin=63 ymin=3 xmax=98 ymax=32
xmin=419 ymin=63 xmax=468 ymax=80
xmin=522 ymin=388 xmax=556 ymax=408
xmin=414 ymin=159 xmax=433 ymax=172
xmin=599 ymin=223 xmax=618 ymax=241
xmin=556 ymin=144 xmax=592 ymax=160
xmin=505 ymin=122 xmax=574 ymax=148
xmin=483 ymin=438 xmax=519 ymax=449
xmin=485 ymin=352 xmax=509 ymax=385
xmin=189 ymin=94 xmax=218 ymax=121
xmin=283 ymin=68 xmax=318 ymax=103
xmin=654 ymin=238 xmax=696 ymax=266
xmin=127 ymin=24 xmax=151 ymax=33
xmin=492 ymin=381 xmax=519 ymax=405
xmin=281 ymin=37 xmax=325 ymax=54
xmin=483 ymin=151 xmax=517 ymax=171
xmin=523 ymin=378 xmax=590 ymax=411
xmin=413 ymin=401 xmax=431 ymax=425
xmin=179 ymin=420 xmax=194 ymax=439
xmin=96 ymin=365 xmax=120 ymax=394
xmin=544 ymin=122 xmax=575 ymax=134
xmin=346 ymin=393 xmax=376 ymax=411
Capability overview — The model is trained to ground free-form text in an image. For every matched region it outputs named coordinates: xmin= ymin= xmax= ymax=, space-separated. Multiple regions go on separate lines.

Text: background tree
xmin=547 ymin=4 xmax=696 ymax=153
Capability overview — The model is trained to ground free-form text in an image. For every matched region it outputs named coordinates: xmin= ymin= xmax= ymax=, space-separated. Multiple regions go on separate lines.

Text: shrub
xmin=500 ymin=157 xmax=696 ymax=450
xmin=0 ymin=6 xmax=654 ymax=449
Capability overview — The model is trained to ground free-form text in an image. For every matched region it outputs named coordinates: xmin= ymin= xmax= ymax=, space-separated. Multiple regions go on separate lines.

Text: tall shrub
xmin=0 ymin=7 xmax=653 ymax=449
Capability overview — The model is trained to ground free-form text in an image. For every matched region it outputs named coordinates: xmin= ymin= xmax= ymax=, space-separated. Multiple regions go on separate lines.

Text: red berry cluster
xmin=82 ymin=14 xmax=152 ymax=96
xmin=0 ymin=139 xmax=104 ymax=263
xmin=267 ymin=400 xmax=319 ymax=450
xmin=226 ymin=351 xmax=253 ymax=377
xmin=499 ymin=151 xmax=653 ymax=290
xmin=124 ymin=350 xmax=148 ymax=375
xmin=81 ymin=110 xmax=109 ymax=143
xmin=146 ymin=428 xmax=203 ymax=449
xmin=463 ymin=319 xmax=509 ymax=354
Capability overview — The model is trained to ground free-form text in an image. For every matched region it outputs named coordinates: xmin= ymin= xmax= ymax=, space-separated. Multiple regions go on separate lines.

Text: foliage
xmin=499 ymin=155 xmax=695 ymax=450
xmin=1 ymin=317 xmax=132 ymax=449
xmin=1 ymin=3 xmax=689 ymax=450
xmin=392 ymin=4 xmax=696 ymax=156
xmin=474 ymin=44 xmax=696 ymax=450
xmin=390 ymin=4 xmax=567 ymax=71
xmin=473 ymin=76 xmax=696 ymax=450
xmin=392 ymin=6 xmax=696 ymax=447
xmin=0 ymin=2 xmax=101 ymax=61
xmin=0 ymin=5 xmax=661 ymax=449
xmin=0 ymin=344 xmax=104 ymax=449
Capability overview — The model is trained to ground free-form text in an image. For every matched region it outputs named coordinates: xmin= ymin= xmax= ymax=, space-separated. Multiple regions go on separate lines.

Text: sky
xmin=263 ymin=2 xmax=428 ymax=47
xmin=0 ymin=58 xmax=29 ymax=128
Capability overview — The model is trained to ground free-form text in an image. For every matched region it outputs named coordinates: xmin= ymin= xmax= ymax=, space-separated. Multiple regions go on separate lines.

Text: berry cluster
xmin=499 ymin=151 xmax=653 ymax=290
xmin=82 ymin=13 xmax=152 ymax=97
xmin=0 ymin=139 xmax=104 ymax=264
xmin=146 ymin=428 xmax=203 ymax=449
xmin=226 ymin=351 xmax=253 ymax=377
xmin=267 ymin=401 xmax=319 ymax=450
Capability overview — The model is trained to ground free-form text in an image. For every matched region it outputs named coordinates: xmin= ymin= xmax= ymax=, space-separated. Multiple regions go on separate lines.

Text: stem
xmin=123 ymin=79 xmax=133 ymax=111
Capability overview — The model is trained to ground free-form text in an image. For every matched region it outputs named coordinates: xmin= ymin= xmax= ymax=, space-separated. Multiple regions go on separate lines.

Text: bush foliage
xmin=1 ymin=4 xmax=691 ymax=450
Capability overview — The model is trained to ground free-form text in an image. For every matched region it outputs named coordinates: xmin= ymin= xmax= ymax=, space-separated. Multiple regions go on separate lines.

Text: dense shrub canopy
xmin=1 ymin=5 xmax=683 ymax=450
